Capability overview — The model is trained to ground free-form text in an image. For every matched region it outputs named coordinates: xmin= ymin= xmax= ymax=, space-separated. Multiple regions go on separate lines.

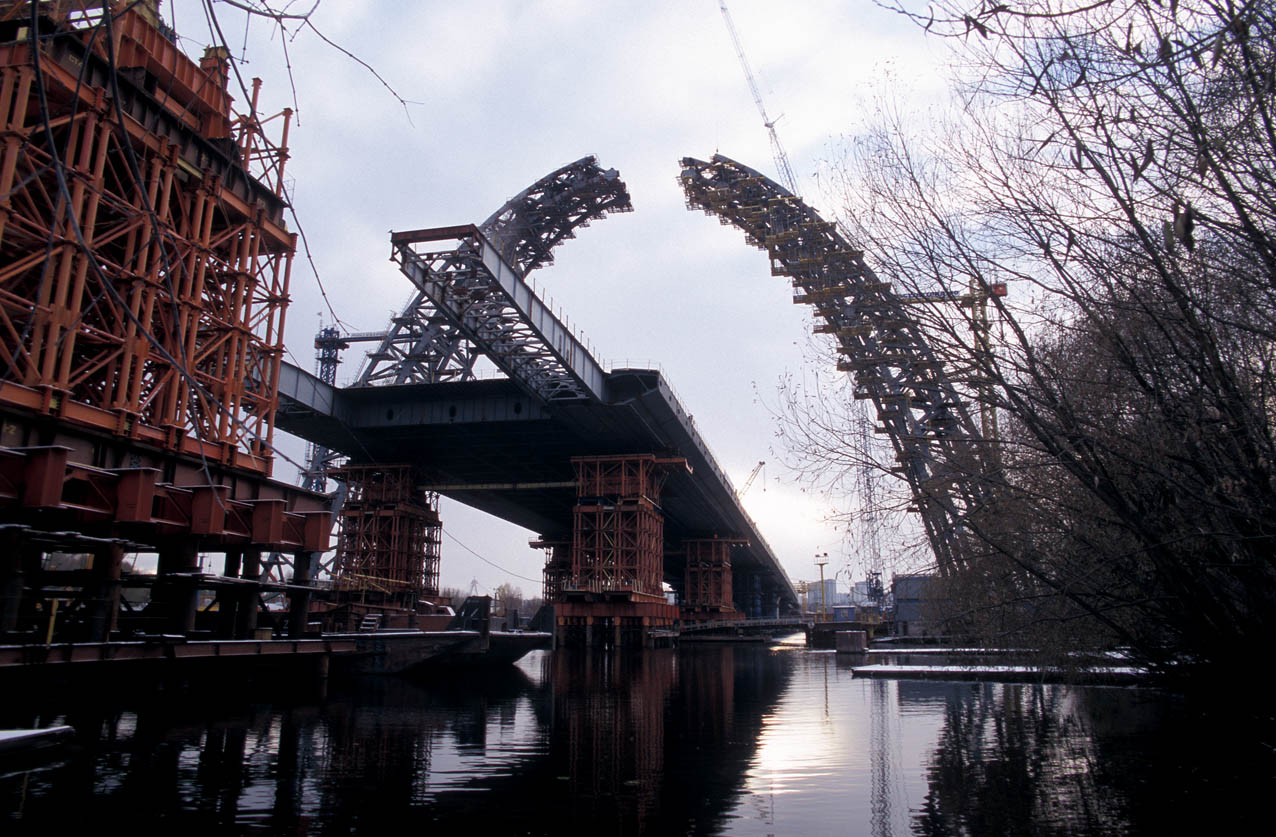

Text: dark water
xmin=1 ymin=639 xmax=1266 ymax=834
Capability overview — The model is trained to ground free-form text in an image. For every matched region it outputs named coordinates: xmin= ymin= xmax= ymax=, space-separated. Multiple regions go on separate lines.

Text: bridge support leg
xmin=288 ymin=550 xmax=318 ymax=638
xmin=217 ymin=548 xmax=242 ymax=639
xmin=0 ymin=529 xmax=24 ymax=634
xmin=679 ymin=538 xmax=744 ymax=624
xmin=236 ymin=548 xmax=262 ymax=639
xmin=156 ymin=539 xmax=200 ymax=635
xmin=550 ymin=455 xmax=686 ymax=649
xmin=554 ymin=601 xmax=677 ymax=649
xmin=86 ymin=540 xmax=124 ymax=642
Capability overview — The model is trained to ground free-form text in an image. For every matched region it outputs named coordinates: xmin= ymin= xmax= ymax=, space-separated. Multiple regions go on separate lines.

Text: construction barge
xmin=0 ymin=587 xmax=549 ymax=687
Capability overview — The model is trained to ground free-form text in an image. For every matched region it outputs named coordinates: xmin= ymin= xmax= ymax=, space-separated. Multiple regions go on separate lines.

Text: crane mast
xmin=718 ymin=1 xmax=800 ymax=195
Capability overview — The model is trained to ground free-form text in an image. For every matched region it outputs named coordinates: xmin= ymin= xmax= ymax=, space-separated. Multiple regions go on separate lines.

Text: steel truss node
xmin=678 ymin=154 xmax=991 ymax=572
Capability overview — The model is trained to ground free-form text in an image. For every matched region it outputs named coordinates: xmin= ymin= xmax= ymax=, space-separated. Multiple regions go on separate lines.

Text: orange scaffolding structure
xmin=331 ymin=463 xmax=441 ymax=599
xmin=569 ymin=454 xmax=685 ymax=598
xmin=552 ymin=455 xmax=688 ymax=647
xmin=532 ymin=537 xmax=571 ymax=602
xmin=0 ymin=2 xmax=294 ymax=475
xmin=681 ymin=537 xmax=744 ymax=621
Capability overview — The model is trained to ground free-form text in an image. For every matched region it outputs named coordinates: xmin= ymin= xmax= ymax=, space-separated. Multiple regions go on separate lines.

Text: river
xmin=1 ymin=637 xmax=1264 ymax=834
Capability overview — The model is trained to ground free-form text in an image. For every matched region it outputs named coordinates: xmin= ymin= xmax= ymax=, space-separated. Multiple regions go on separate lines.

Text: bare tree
xmin=786 ymin=0 xmax=1276 ymax=685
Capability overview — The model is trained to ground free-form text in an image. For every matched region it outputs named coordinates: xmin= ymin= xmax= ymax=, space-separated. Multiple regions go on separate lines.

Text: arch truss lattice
xmin=678 ymin=153 xmax=993 ymax=572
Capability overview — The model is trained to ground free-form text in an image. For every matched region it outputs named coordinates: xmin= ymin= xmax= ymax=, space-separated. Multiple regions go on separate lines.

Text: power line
xmin=442 ymin=526 xmax=541 ymax=585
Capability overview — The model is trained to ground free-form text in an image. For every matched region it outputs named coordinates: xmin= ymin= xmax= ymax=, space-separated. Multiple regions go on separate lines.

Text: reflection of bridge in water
xmin=1 ymin=648 xmax=793 ymax=832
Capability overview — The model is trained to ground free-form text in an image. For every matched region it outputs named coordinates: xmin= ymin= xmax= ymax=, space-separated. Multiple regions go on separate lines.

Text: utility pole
xmin=815 ymin=552 xmax=829 ymax=623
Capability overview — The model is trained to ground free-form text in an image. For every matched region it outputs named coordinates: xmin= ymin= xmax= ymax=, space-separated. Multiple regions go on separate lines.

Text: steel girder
xmin=389 ymin=225 xmax=608 ymax=403
xmin=678 ymin=154 xmax=989 ymax=572
xmin=351 ymin=292 xmax=482 ymax=387
xmin=354 ymin=156 xmax=632 ymax=388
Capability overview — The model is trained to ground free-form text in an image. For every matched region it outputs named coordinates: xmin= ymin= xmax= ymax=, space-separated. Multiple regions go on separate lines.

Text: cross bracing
xmin=389 ymin=225 xmax=608 ymax=403
xmin=352 ymin=156 xmax=632 ymax=388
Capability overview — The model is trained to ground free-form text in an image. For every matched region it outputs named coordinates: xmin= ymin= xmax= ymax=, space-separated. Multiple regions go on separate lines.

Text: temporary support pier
xmin=554 ymin=454 xmax=684 ymax=648
xmin=0 ymin=2 xmax=330 ymax=653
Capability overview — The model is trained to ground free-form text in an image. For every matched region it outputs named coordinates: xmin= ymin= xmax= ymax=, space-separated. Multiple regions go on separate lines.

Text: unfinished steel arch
xmin=303 ymin=156 xmax=632 ymax=486
xmin=315 ymin=157 xmax=634 ymax=609
xmin=480 ymin=154 xmax=634 ymax=277
xmin=678 ymin=154 xmax=991 ymax=572
xmin=353 ymin=155 xmax=632 ymax=388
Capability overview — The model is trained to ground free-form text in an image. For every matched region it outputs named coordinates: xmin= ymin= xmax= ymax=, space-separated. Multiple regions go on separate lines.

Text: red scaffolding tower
xmin=570 ymin=454 xmax=683 ymax=598
xmin=330 ymin=463 xmax=441 ymax=603
xmin=0 ymin=2 xmax=294 ymax=474
xmin=681 ymin=537 xmax=745 ymax=622
xmin=0 ymin=2 xmax=327 ymax=644
xmin=554 ymin=454 xmax=687 ymax=647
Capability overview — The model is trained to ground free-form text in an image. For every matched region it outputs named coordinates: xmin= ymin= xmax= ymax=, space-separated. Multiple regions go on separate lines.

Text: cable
xmin=197 ymin=2 xmax=349 ymax=330
xmin=442 ymin=526 xmax=542 ymax=585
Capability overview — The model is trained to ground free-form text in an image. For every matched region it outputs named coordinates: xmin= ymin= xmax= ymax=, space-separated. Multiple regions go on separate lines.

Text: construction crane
xmin=718 ymin=0 xmax=799 ymax=195
xmin=739 ymin=460 xmax=766 ymax=496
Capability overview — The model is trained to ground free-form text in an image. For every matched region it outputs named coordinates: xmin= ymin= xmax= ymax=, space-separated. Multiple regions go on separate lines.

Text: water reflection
xmin=2 ymin=645 xmax=1257 ymax=834
xmin=912 ymin=684 xmax=1111 ymax=835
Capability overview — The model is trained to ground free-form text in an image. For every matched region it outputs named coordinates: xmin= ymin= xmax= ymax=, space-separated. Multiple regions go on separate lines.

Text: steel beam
xmin=391 ymin=226 xmax=608 ymax=402
xmin=354 ymin=157 xmax=631 ymax=387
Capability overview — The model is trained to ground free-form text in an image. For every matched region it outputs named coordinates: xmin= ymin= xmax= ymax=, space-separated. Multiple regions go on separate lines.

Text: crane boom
xmin=718 ymin=1 xmax=799 ymax=195
xmin=739 ymin=460 xmax=765 ymax=496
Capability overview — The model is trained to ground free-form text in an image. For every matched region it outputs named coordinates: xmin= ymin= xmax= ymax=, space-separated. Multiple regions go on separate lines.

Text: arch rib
xmin=481 ymin=155 xmax=634 ymax=276
xmin=354 ymin=156 xmax=631 ymax=387
xmin=678 ymin=153 xmax=990 ymax=572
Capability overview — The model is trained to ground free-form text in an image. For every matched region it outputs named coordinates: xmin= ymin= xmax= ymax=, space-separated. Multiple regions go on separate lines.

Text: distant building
xmin=848 ymin=580 xmax=879 ymax=606
xmin=802 ymin=578 xmax=837 ymax=615
xmin=892 ymin=573 xmax=936 ymax=636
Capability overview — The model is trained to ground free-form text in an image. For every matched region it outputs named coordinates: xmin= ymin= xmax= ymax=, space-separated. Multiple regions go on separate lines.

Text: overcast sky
xmin=168 ymin=0 xmax=951 ymax=596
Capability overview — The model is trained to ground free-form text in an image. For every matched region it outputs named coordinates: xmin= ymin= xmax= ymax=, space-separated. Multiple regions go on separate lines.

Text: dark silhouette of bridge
xmin=274 ymin=159 xmax=800 ymax=623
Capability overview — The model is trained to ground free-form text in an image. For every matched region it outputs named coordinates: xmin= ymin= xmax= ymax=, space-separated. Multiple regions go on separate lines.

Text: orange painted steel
xmin=681 ymin=537 xmax=745 ymax=621
xmin=568 ymin=455 xmax=688 ymax=599
xmin=330 ymin=463 xmax=442 ymax=597
xmin=0 ymin=4 xmax=294 ymax=476
xmin=571 ymin=453 xmax=685 ymax=501
xmin=532 ymin=538 xmax=572 ymax=602
xmin=0 ymin=445 xmax=330 ymax=550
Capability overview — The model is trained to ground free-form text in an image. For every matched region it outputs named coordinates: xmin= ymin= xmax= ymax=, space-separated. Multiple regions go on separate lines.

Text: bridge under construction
xmin=0 ymin=1 xmax=988 ymax=656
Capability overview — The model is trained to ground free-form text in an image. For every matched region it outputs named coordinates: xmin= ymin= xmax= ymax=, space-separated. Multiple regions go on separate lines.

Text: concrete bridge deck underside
xmin=275 ymin=363 xmax=799 ymax=613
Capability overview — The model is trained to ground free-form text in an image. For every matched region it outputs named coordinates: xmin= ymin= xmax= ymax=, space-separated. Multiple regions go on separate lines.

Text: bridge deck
xmin=276 ymin=363 xmax=798 ymax=611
